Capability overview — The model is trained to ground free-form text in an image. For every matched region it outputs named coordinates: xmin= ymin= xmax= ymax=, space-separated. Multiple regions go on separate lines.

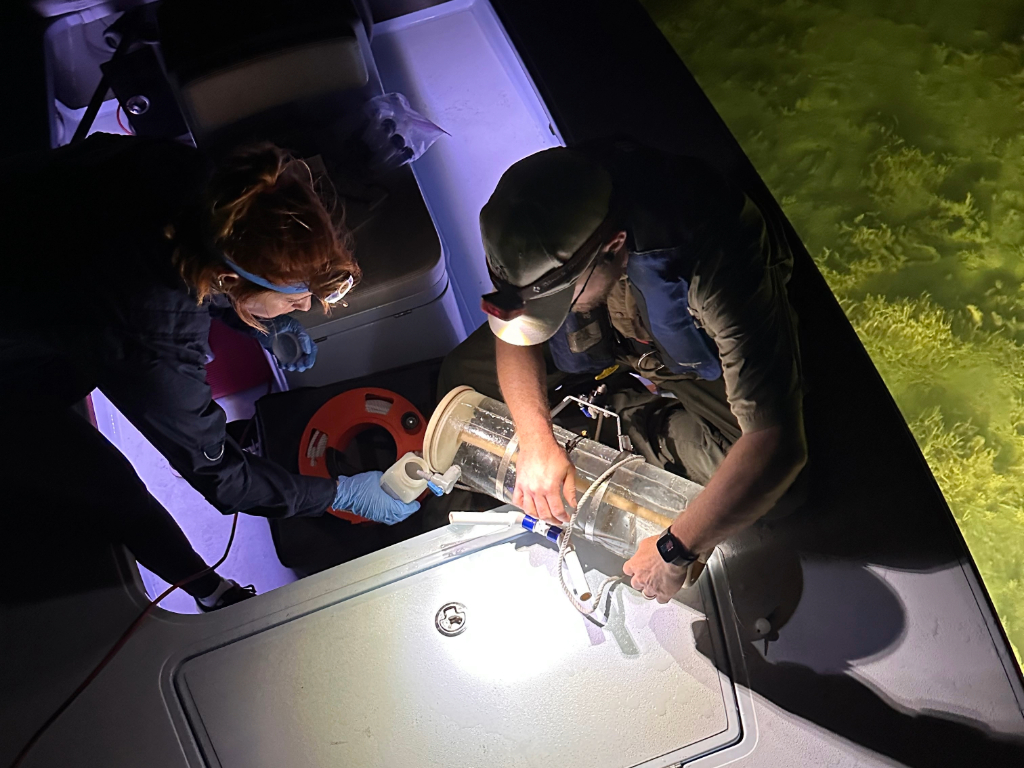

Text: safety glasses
xmin=325 ymin=274 xmax=356 ymax=306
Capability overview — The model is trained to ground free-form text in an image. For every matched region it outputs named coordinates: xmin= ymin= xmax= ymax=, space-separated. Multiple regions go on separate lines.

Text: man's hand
xmin=496 ymin=339 xmax=577 ymax=524
xmin=512 ymin=438 xmax=577 ymax=524
xmin=623 ymin=535 xmax=687 ymax=603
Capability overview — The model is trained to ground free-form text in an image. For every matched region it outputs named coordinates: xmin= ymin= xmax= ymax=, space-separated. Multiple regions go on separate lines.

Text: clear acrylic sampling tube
xmin=424 ymin=387 xmax=705 ymax=560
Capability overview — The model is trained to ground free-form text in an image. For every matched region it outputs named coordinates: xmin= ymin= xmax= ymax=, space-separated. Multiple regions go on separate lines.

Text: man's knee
xmin=662 ymin=408 xmax=732 ymax=485
xmin=610 ymin=390 xmax=683 ymax=469
xmin=437 ymin=324 xmax=569 ymax=402
xmin=607 ymin=389 xmax=733 ymax=485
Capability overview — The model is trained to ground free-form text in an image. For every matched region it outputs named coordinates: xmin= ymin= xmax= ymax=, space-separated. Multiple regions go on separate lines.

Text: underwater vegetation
xmin=644 ymin=0 xmax=1024 ymax=662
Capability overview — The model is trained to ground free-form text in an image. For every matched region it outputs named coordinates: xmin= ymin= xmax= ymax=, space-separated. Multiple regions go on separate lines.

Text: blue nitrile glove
xmin=259 ymin=316 xmax=318 ymax=372
xmin=331 ymin=471 xmax=420 ymax=524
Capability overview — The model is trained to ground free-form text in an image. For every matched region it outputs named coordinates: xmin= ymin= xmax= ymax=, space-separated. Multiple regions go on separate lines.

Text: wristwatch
xmin=657 ymin=528 xmax=698 ymax=568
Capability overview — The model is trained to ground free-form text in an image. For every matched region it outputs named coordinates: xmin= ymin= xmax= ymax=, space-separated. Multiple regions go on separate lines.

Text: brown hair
xmin=175 ymin=142 xmax=361 ymax=331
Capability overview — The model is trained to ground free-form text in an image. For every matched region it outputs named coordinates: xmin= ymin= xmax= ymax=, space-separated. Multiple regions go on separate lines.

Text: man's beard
xmin=573 ymin=293 xmax=609 ymax=313
xmin=572 ymin=266 xmax=619 ymax=312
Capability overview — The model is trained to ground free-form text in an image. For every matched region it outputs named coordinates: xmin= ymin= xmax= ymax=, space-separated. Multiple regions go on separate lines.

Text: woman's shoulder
xmin=51 ymin=133 xmax=207 ymax=177
xmin=49 ymin=135 xmax=211 ymax=234
xmin=88 ymin=135 xmax=212 ymax=223
xmin=119 ymin=250 xmax=211 ymax=347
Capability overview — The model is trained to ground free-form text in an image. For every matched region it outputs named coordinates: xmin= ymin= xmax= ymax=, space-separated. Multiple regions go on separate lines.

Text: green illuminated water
xmin=644 ymin=0 xmax=1024 ymax=662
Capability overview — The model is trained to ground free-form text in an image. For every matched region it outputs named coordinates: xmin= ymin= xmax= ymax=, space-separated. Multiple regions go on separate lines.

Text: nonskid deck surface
xmin=175 ymin=531 xmax=740 ymax=768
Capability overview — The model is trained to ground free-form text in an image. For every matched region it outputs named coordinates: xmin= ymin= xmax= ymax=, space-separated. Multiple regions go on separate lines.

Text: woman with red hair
xmin=0 ymin=134 xmax=417 ymax=610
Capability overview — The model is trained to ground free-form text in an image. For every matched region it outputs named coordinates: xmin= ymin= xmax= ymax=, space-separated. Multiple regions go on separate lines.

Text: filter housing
xmin=424 ymin=387 xmax=705 ymax=558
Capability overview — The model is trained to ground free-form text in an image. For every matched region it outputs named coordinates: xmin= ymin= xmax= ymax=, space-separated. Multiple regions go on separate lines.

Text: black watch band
xmin=657 ymin=528 xmax=698 ymax=567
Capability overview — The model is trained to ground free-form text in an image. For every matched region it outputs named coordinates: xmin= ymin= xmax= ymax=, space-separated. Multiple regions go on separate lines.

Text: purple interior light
xmin=90 ymin=386 xmax=298 ymax=614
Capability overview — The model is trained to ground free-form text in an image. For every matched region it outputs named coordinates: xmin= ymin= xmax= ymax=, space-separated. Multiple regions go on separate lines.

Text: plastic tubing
xmin=447 ymin=510 xmax=592 ymax=598
xmin=380 ymin=453 xmax=430 ymax=503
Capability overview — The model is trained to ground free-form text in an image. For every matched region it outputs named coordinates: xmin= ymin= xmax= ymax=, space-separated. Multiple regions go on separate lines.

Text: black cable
xmin=566 ymin=256 xmax=602 ymax=315
xmin=70 ymin=32 xmax=132 ymax=144
xmin=563 ymin=434 xmax=586 ymax=454
xmin=9 ymin=512 xmax=240 ymax=768
xmin=69 ymin=73 xmax=110 ymax=145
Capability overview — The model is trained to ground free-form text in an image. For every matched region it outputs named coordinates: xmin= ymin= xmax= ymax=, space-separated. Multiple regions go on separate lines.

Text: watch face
xmin=657 ymin=532 xmax=678 ymax=561
xmin=658 ymin=529 xmax=695 ymax=565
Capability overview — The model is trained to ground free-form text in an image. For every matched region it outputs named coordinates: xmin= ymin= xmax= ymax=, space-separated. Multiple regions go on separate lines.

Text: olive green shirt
xmin=606 ymin=194 xmax=802 ymax=435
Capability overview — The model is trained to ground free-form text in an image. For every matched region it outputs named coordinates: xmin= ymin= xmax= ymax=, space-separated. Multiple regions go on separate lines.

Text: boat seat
xmin=156 ymin=0 xmax=461 ymax=388
xmin=158 ymin=0 xmax=374 ymax=144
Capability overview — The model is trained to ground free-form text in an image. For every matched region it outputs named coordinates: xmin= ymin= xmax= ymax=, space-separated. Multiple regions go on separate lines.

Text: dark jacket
xmin=0 ymin=133 xmax=335 ymax=518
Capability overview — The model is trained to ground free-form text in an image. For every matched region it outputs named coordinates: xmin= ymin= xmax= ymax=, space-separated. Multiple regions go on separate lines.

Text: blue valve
xmin=520 ymin=514 xmax=563 ymax=543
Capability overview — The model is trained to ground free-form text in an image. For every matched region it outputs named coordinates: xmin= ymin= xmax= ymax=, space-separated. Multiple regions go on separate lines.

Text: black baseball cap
xmin=480 ymin=148 xmax=614 ymax=346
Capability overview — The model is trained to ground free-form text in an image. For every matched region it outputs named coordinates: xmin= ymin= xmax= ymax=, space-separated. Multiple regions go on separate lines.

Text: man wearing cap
xmin=438 ymin=139 xmax=806 ymax=603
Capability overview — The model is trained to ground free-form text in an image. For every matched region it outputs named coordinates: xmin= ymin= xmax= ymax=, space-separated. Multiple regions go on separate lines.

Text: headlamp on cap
xmin=480 ymin=208 xmax=614 ymax=322
xmin=478 ymin=147 xmax=617 ymax=346
xmin=480 ymin=284 xmax=527 ymax=321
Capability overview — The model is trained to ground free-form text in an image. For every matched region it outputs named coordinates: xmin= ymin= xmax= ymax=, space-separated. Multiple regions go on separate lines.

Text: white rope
xmin=557 ymin=454 xmax=646 ymax=616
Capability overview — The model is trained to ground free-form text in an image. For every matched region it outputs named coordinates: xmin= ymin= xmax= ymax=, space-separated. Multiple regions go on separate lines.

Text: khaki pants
xmin=439 ymin=323 xmax=741 ymax=486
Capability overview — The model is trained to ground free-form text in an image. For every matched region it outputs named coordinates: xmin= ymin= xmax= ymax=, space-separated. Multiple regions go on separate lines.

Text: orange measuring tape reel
xmin=299 ymin=387 xmax=426 ymax=524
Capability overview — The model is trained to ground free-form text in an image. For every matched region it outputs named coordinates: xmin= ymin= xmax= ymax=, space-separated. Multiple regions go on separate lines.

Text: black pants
xmin=0 ymin=404 xmax=221 ymax=598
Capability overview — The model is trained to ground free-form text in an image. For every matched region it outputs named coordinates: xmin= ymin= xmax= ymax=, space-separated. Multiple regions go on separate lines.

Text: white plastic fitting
xmin=380 ymin=452 xmax=430 ymax=503
xmin=425 ymin=465 xmax=462 ymax=495
xmin=448 ymin=510 xmax=520 ymax=526
xmin=562 ymin=546 xmax=592 ymax=601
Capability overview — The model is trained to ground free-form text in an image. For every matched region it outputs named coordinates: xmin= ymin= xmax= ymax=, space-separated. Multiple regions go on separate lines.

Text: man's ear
xmin=602 ymin=230 xmax=628 ymax=265
xmin=606 ymin=230 xmax=628 ymax=253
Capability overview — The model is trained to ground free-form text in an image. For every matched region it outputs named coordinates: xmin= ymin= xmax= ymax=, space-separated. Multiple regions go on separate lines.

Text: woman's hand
xmin=513 ymin=437 xmax=577 ymax=524
xmin=331 ymin=472 xmax=420 ymax=524
xmin=259 ymin=316 xmax=318 ymax=372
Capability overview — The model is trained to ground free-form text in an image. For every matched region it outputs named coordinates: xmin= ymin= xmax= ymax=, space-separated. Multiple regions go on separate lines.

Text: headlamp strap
xmin=482 ymin=204 xmax=620 ymax=305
